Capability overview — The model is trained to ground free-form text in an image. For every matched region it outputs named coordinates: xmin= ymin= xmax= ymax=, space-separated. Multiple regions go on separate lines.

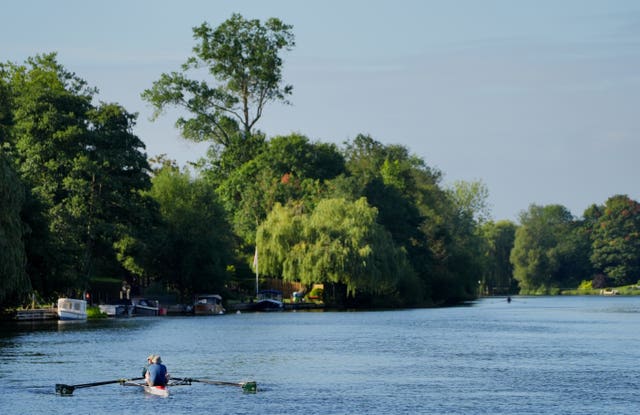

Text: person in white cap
xmin=145 ymin=355 xmax=169 ymax=386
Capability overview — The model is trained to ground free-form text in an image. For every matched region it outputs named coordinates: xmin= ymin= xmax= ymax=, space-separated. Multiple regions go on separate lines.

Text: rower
xmin=145 ymin=355 xmax=169 ymax=386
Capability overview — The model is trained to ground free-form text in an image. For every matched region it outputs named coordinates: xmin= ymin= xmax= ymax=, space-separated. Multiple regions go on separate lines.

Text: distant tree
xmin=589 ymin=195 xmax=640 ymax=285
xmin=142 ymin=13 xmax=295 ymax=169
xmin=479 ymin=220 xmax=517 ymax=295
xmin=448 ymin=180 xmax=492 ymax=224
xmin=510 ymin=204 xmax=585 ymax=294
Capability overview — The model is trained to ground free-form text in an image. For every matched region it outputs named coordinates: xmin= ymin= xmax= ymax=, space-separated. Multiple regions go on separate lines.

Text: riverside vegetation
xmin=2 ymin=14 xmax=640 ymax=311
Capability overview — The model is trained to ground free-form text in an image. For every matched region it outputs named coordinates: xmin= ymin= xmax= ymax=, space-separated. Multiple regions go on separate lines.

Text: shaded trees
xmin=510 ymin=204 xmax=589 ymax=294
xmin=2 ymin=54 xmax=154 ymax=298
xmin=588 ymin=195 xmax=640 ymax=285
xmin=0 ymin=152 xmax=29 ymax=306
xmin=340 ymin=134 xmax=483 ymax=304
xmin=479 ymin=220 xmax=517 ymax=295
xmin=147 ymin=167 xmax=234 ymax=299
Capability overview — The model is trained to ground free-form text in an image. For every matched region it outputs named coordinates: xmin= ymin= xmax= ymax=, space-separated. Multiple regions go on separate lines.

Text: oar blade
xmin=241 ymin=381 xmax=257 ymax=393
xmin=55 ymin=384 xmax=75 ymax=395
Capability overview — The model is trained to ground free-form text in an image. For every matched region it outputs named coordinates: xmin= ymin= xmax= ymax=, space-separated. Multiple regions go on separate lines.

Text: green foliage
xmin=1 ymin=54 xmax=155 ymax=302
xmin=589 ymin=195 xmax=640 ymax=285
xmin=479 ymin=220 xmax=517 ymax=295
xmin=142 ymin=13 xmax=295 ymax=170
xmin=86 ymin=305 xmax=107 ymax=319
xmin=0 ymin=152 xmax=30 ymax=306
xmin=448 ymin=180 xmax=491 ymax=224
xmin=257 ymin=198 xmax=419 ymax=301
xmin=148 ymin=167 xmax=234 ymax=298
xmin=510 ymin=204 xmax=589 ymax=294
xmin=216 ymin=133 xmax=345 ymax=245
xmin=340 ymin=134 xmax=484 ymax=304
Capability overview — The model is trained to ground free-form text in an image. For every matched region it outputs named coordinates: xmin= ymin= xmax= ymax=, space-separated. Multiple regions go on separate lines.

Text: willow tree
xmin=142 ymin=13 xmax=295 ymax=169
xmin=0 ymin=153 xmax=29 ymax=306
xmin=257 ymin=198 xmax=420 ymax=305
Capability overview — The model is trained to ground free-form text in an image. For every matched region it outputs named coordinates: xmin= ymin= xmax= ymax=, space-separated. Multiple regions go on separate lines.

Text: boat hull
xmin=194 ymin=294 xmax=225 ymax=315
xmin=250 ymin=299 xmax=284 ymax=311
xmin=131 ymin=298 xmax=159 ymax=316
xmin=144 ymin=385 xmax=169 ymax=397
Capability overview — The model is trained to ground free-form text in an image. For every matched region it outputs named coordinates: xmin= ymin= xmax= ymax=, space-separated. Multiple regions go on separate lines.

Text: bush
xmin=87 ymin=306 xmax=107 ymax=319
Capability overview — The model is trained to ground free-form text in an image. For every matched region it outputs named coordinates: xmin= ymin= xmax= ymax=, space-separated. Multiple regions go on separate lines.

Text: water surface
xmin=1 ymin=296 xmax=639 ymax=414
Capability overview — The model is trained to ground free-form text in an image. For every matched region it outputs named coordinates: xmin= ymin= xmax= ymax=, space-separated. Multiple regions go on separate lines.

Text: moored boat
xmin=250 ymin=289 xmax=284 ymax=311
xmin=57 ymin=298 xmax=87 ymax=320
xmin=98 ymin=299 xmax=134 ymax=317
xmin=131 ymin=298 xmax=159 ymax=316
xmin=194 ymin=294 xmax=225 ymax=315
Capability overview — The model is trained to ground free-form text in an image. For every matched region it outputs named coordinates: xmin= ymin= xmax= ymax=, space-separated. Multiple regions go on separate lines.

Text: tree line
xmin=1 ymin=14 xmax=639 ymax=309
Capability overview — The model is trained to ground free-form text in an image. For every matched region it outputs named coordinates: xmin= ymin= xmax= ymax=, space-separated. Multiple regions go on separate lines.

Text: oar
xmin=173 ymin=377 xmax=257 ymax=392
xmin=55 ymin=377 xmax=144 ymax=395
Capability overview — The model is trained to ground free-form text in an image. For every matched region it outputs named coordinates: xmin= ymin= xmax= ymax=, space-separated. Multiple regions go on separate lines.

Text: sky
xmin=3 ymin=0 xmax=640 ymax=222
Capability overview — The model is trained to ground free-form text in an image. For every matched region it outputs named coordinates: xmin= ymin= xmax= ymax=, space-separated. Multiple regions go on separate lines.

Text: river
xmin=1 ymin=296 xmax=639 ymax=414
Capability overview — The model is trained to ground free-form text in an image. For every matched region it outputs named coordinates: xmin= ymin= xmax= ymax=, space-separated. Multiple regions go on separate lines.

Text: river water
xmin=1 ymin=296 xmax=640 ymax=414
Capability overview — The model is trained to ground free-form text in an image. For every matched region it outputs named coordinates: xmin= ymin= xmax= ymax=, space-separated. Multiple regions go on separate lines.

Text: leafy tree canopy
xmin=257 ymin=198 xmax=420 ymax=302
xmin=142 ymin=13 xmax=295 ymax=169
xmin=588 ymin=195 xmax=640 ymax=285
xmin=510 ymin=204 xmax=588 ymax=294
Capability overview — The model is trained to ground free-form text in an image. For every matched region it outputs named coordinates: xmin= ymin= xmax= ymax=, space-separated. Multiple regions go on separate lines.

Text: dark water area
xmin=1 ymin=296 xmax=640 ymax=414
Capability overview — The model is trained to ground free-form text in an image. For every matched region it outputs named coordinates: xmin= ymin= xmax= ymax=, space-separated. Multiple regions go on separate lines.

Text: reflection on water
xmin=1 ymin=296 xmax=640 ymax=414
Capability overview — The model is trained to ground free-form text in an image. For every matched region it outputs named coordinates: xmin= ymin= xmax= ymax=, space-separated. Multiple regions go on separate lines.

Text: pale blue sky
xmin=3 ymin=0 xmax=639 ymax=221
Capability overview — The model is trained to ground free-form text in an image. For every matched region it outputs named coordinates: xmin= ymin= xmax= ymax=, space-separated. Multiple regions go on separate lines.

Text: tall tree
xmin=148 ymin=167 xmax=234 ymax=298
xmin=2 ymin=53 xmax=95 ymax=293
xmin=448 ymin=180 xmax=491 ymax=224
xmin=142 ymin=13 xmax=295 ymax=169
xmin=589 ymin=195 xmax=640 ymax=285
xmin=3 ymin=54 xmax=155 ymax=295
xmin=479 ymin=220 xmax=517 ymax=295
xmin=59 ymin=103 xmax=154 ymax=284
